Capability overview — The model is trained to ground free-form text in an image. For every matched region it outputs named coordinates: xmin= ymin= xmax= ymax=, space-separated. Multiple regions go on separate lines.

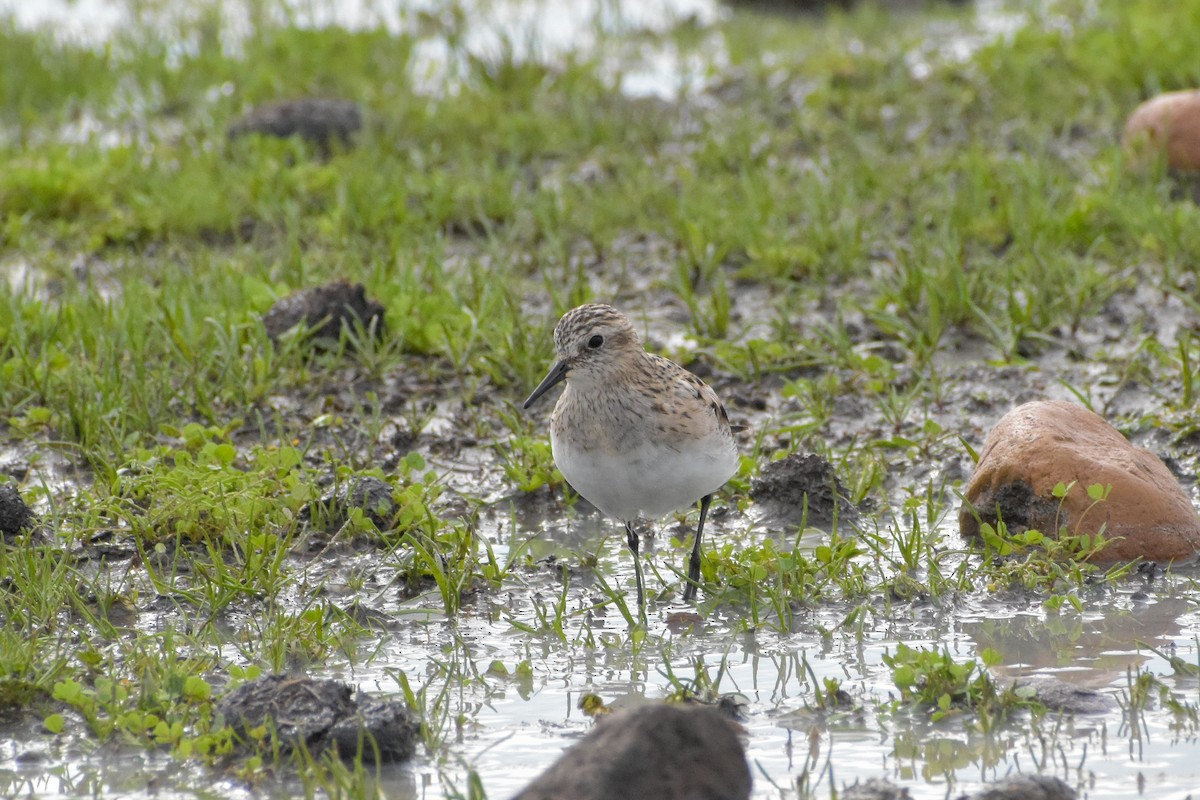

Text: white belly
xmin=551 ymin=431 xmax=738 ymax=521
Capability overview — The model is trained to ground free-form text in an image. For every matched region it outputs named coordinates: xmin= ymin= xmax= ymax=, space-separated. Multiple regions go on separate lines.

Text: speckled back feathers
xmin=538 ymin=303 xmax=740 ymax=521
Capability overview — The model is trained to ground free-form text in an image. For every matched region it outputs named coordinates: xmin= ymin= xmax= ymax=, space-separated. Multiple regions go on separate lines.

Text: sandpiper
xmin=523 ymin=304 xmax=740 ymax=614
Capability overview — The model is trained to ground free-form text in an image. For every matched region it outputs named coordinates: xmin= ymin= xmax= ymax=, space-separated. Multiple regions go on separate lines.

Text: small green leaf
xmin=43 ymin=713 xmax=65 ymax=734
xmin=182 ymin=676 xmax=212 ymax=701
xmin=52 ymin=679 xmax=83 ymax=704
xmin=212 ymin=443 xmax=236 ymax=465
xmin=579 ymin=693 xmax=610 ymax=716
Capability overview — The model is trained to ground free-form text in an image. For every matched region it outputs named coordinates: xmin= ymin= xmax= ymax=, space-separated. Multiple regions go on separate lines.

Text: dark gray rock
xmin=0 ymin=484 xmax=35 ymax=538
xmin=228 ymin=98 xmax=362 ymax=152
xmin=513 ymin=704 xmax=751 ymax=800
xmin=750 ymin=453 xmax=858 ymax=526
xmin=217 ymin=675 xmax=418 ymax=763
xmin=261 ymin=281 xmax=386 ymax=344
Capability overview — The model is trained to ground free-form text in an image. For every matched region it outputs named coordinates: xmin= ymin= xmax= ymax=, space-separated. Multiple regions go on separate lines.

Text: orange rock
xmin=1122 ymin=89 xmax=1200 ymax=172
xmin=959 ymin=400 xmax=1200 ymax=563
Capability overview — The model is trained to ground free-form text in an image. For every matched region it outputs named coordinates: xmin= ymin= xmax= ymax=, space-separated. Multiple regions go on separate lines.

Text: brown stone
xmin=512 ymin=704 xmax=751 ymax=800
xmin=959 ymin=400 xmax=1200 ymax=562
xmin=1122 ymin=90 xmax=1200 ymax=172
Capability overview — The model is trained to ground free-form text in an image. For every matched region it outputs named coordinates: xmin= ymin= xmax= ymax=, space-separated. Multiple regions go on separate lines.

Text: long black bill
xmin=523 ymin=361 xmax=569 ymax=409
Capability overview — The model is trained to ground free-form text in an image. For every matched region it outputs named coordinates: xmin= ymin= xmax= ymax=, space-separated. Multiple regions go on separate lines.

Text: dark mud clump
xmin=960 ymin=480 xmax=1056 ymax=536
xmin=217 ymin=675 xmax=418 ymax=763
xmin=750 ymin=453 xmax=859 ymax=526
xmin=261 ymin=281 xmax=386 ymax=345
xmin=721 ymin=0 xmax=968 ymax=12
xmin=227 ymin=98 xmax=363 ymax=152
xmin=845 ymin=775 xmax=1075 ymax=800
xmin=304 ymin=476 xmax=397 ymax=534
xmin=324 ymin=694 xmax=418 ymax=762
xmin=0 ymin=484 xmax=36 ymax=538
xmin=842 ymin=778 xmax=910 ymax=800
xmin=961 ymin=774 xmax=1076 ymax=800
xmin=513 ymin=703 xmax=751 ymax=800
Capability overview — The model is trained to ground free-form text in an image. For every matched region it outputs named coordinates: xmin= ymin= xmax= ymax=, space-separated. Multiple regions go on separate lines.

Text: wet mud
xmin=6 ymin=248 xmax=1200 ymax=798
xmin=4 ymin=3 xmax=1200 ymax=800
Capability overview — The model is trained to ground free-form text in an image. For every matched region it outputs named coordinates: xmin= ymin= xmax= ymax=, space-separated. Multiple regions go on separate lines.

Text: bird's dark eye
xmin=587 ymin=334 xmax=604 ymax=349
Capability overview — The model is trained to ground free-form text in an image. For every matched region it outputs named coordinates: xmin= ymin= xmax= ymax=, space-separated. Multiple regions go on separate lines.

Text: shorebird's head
xmin=523 ymin=303 xmax=639 ymax=409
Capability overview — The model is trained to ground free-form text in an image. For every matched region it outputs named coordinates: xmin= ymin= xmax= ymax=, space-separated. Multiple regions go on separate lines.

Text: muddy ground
xmin=4 ymin=0 xmax=1200 ymax=798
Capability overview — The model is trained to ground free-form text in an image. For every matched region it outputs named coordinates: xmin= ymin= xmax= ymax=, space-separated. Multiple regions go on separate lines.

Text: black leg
xmin=683 ymin=494 xmax=712 ymax=602
xmin=625 ymin=521 xmax=646 ymax=619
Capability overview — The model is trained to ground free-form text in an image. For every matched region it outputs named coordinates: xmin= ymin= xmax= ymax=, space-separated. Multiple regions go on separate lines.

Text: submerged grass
xmin=3 ymin=0 xmax=1200 ymax=795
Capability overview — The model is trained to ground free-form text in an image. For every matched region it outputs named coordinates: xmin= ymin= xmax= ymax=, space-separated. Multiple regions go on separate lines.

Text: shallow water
xmin=0 ymin=0 xmax=1029 ymax=100
xmin=0 ymin=0 xmax=723 ymax=99
xmin=4 ymin=0 xmax=1200 ymax=798
xmin=7 ymin=520 xmax=1199 ymax=799
xmin=341 ymin=541 xmax=1200 ymax=799
xmin=401 ymin=530 xmax=1200 ymax=799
